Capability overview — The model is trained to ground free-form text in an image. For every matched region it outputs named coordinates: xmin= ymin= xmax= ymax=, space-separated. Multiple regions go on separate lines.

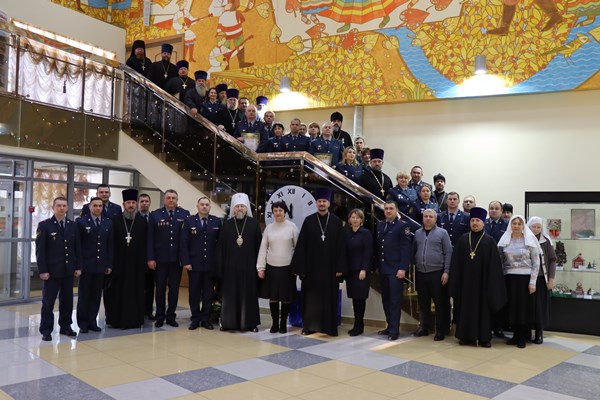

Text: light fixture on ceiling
xmin=474 ymin=55 xmax=487 ymax=75
xmin=280 ymin=76 xmax=290 ymax=93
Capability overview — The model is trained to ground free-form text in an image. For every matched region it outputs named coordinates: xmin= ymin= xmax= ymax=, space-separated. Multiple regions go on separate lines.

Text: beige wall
xmin=0 ymin=0 xmax=126 ymax=62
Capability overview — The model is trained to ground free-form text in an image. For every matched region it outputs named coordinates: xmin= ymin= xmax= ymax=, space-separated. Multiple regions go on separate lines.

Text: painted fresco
xmin=53 ymin=0 xmax=600 ymax=107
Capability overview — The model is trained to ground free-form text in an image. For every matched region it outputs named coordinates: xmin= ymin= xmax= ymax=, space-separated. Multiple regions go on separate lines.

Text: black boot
xmin=280 ymin=303 xmax=290 ymax=333
xmin=349 ymin=299 xmax=365 ymax=336
xmin=269 ymin=302 xmax=279 ymax=333
xmin=517 ymin=326 xmax=527 ymax=348
xmin=533 ymin=325 xmax=543 ymax=344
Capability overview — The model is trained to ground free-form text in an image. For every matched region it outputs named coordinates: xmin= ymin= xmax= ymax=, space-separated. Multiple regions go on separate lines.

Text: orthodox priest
xmin=291 ymin=187 xmax=346 ymax=336
xmin=449 ymin=207 xmax=506 ymax=347
xmin=217 ymin=193 xmax=262 ymax=332
xmin=357 ymin=148 xmax=393 ymax=200
xmin=106 ymin=188 xmax=148 ymax=329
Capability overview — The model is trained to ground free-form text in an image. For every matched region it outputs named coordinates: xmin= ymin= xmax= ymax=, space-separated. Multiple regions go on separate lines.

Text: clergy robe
xmin=449 ymin=229 xmax=506 ymax=343
xmin=291 ymin=212 xmax=347 ymax=336
xmin=357 ymin=169 xmax=393 ymax=200
xmin=106 ymin=214 xmax=147 ymax=329
xmin=126 ymin=56 xmax=152 ymax=78
xmin=148 ymin=60 xmax=177 ymax=90
xmin=216 ymin=216 xmax=262 ymax=331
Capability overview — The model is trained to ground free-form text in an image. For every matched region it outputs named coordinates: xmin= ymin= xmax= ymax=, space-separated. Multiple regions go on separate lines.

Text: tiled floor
xmin=0 ymin=301 xmax=599 ymax=400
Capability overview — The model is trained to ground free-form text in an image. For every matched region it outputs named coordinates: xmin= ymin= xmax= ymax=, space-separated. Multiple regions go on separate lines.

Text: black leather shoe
xmin=270 ymin=325 xmax=279 ymax=333
xmin=413 ymin=328 xmax=429 ymax=337
xmin=59 ymin=329 xmax=77 ymax=337
xmin=155 ymin=320 xmax=164 ymax=328
xmin=377 ymin=328 xmax=390 ymax=336
xmin=506 ymin=336 xmax=518 ymax=345
xmin=166 ymin=320 xmax=179 ymax=327
xmin=479 ymin=341 xmax=492 ymax=348
xmin=533 ymin=336 xmax=543 ymax=344
xmin=42 ymin=334 xmax=52 ymax=341
xmin=349 ymin=328 xmax=363 ymax=337
xmin=89 ymin=326 xmax=102 ymax=332
xmin=79 ymin=328 xmax=89 ymax=333
xmin=146 ymin=314 xmax=156 ymax=321
xmin=388 ymin=334 xmax=399 ymax=341
xmin=201 ymin=321 xmax=214 ymax=330
xmin=434 ymin=333 xmax=445 ymax=341
xmin=189 ymin=322 xmax=199 ymax=330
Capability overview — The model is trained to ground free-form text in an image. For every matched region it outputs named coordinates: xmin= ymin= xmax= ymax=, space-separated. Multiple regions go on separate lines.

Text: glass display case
xmin=526 ymin=192 xmax=600 ymax=335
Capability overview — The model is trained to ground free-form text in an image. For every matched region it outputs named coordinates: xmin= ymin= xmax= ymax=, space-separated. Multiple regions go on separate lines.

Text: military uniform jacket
xmin=334 ymin=162 xmax=363 ymax=182
xmin=258 ymin=136 xmax=284 ymax=153
xmin=77 ymin=215 xmax=114 ymax=274
xmin=200 ymin=101 xmax=222 ymax=124
xmin=387 ymin=186 xmax=418 ymax=219
xmin=281 ymin=133 xmax=311 ymax=152
xmin=484 ymin=218 xmax=508 ymax=244
xmin=309 ymin=137 xmax=344 ymax=166
xmin=147 ymin=206 xmax=190 ymax=263
xmin=180 ymin=214 xmax=223 ymax=273
xmin=375 ymin=217 xmax=412 ymax=275
xmin=438 ymin=210 xmax=470 ymax=247
xmin=81 ymin=201 xmax=122 ymax=219
xmin=36 ymin=216 xmax=82 ymax=278
xmin=233 ymin=119 xmax=269 ymax=144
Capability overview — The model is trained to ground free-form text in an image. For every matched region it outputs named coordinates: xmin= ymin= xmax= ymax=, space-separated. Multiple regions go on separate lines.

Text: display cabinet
xmin=526 ymin=192 xmax=600 ymax=335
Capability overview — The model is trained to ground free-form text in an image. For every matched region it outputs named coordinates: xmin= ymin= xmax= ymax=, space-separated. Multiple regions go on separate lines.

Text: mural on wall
xmin=53 ymin=0 xmax=600 ymax=107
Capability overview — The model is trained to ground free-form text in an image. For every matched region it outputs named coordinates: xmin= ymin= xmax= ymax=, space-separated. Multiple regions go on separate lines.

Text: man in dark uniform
xmin=330 ymin=111 xmax=353 ymax=148
xmin=36 ymin=196 xmax=82 ymax=341
xmin=263 ymin=111 xmax=276 ymax=138
xmin=357 ymin=148 xmax=393 ymax=200
xmin=216 ymin=88 xmax=243 ymax=135
xmin=233 ymin=105 xmax=268 ymax=151
xmin=432 ymin=173 xmax=448 ymax=212
xmin=180 ymin=197 xmax=222 ymax=330
xmin=309 ymin=122 xmax=343 ymax=166
xmin=76 ymin=197 xmax=113 ymax=333
xmin=137 ymin=193 xmax=154 ymax=319
xmin=81 ymin=184 xmax=122 ymax=219
xmin=184 ymin=70 xmax=208 ymax=116
xmin=375 ymin=201 xmax=412 ymax=341
xmin=408 ymin=166 xmax=429 ymax=192
xmin=281 ymin=118 xmax=310 ymax=152
xmin=126 ymin=39 xmax=152 ymax=77
xmin=147 ymin=189 xmax=190 ymax=327
xmin=437 ymin=192 xmax=470 ymax=247
xmin=256 ymin=95 xmax=268 ymax=121
xmin=258 ymin=122 xmax=285 ymax=154
xmin=484 ymin=200 xmax=508 ymax=243
xmin=148 ymin=43 xmax=177 ymax=90
xmin=165 ymin=60 xmax=195 ymax=100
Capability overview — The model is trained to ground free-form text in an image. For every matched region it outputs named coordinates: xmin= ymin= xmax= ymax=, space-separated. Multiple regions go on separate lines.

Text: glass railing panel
xmin=83 ymin=115 xmax=119 ymax=160
xmin=20 ymin=101 xmax=85 ymax=156
xmin=0 ymin=96 xmax=20 ymax=147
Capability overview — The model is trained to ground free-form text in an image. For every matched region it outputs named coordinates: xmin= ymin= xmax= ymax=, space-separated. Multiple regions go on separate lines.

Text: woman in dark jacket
xmin=335 ymin=147 xmax=363 ymax=182
xmin=343 ymin=208 xmax=373 ymax=336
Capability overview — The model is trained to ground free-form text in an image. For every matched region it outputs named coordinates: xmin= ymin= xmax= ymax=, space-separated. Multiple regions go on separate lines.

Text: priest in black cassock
xmin=165 ymin=60 xmax=195 ymax=100
xmin=357 ymin=148 xmax=393 ymax=200
xmin=147 ymin=43 xmax=177 ymax=90
xmin=216 ymin=89 xmax=244 ymax=135
xmin=217 ymin=193 xmax=262 ymax=332
xmin=449 ymin=207 xmax=506 ymax=347
xmin=106 ymin=188 xmax=148 ymax=329
xmin=291 ymin=188 xmax=346 ymax=336
xmin=126 ymin=40 xmax=152 ymax=78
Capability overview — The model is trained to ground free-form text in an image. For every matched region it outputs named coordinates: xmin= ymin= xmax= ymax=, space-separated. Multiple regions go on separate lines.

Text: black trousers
xmin=76 ymin=272 xmax=104 ymax=330
xmin=188 ymin=270 xmax=214 ymax=323
xmin=154 ymin=261 xmax=182 ymax=322
xmin=380 ymin=273 xmax=405 ymax=336
xmin=416 ymin=270 xmax=450 ymax=333
xmin=40 ymin=277 xmax=74 ymax=335
xmin=145 ymin=268 xmax=155 ymax=315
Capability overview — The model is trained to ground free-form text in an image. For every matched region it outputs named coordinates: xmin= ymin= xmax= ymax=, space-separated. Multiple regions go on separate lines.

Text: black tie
xmin=169 ymin=210 xmax=174 ymax=220
xmin=449 ymin=213 xmax=455 ymax=223
xmin=145 ymin=214 xmax=149 ymax=222
xmin=60 ymin=220 xmax=65 ymax=231
xmin=202 ymin=218 xmax=207 ymax=230
xmin=95 ymin=217 xmax=101 ymax=228
xmin=326 ymin=140 xmax=330 ymax=150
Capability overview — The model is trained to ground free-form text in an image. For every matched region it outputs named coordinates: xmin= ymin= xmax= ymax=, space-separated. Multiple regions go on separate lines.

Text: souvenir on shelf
xmin=575 ymin=282 xmax=585 ymax=295
xmin=547 ymin=219 xmax=561 ymax=239
xmin=572 ymin=253 xmax=585 ymax=270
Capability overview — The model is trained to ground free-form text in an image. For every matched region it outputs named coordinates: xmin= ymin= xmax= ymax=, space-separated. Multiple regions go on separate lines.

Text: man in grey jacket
xmin=412 ymin=209 xmax=453 ymax=341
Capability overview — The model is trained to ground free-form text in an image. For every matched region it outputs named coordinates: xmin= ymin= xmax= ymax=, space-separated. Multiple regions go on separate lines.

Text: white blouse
xmin=256 ymin=219 xmax=299 ymax=270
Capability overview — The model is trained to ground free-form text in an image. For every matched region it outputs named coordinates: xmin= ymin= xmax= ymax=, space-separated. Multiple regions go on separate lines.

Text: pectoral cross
xmin=126 ymin=233 xmax=132 ymax=246
xmin=182 ymin=82 xmax=187 ymax=89
xmin=470 ymin=251 xmax=475 ymax=260
xmin=141 ymin=65 xmax=145 ymax=71
xmin=380 ymin=188 xmax=385 ymax=196
xmin=164 ymin=73 xmax=168 ymax=79
xmin=321 ymin=234 xmax=326 ymax=241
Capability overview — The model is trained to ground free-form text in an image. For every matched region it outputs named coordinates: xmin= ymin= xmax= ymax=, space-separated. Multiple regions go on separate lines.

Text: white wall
xmin=0 ymin=0 xmax=126 ymax=62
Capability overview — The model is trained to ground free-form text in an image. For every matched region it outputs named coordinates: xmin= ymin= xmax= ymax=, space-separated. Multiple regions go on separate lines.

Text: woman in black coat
xmin=343 ymin=208 xmax=373 ymax=336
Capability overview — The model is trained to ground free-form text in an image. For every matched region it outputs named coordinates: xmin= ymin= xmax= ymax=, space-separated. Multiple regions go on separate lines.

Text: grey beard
xmin=228 ymin=104 xmax=237 ymax=110
xmin=235 ymin=212 xmax=246 ymax=219
xmin=123 ymin=210 xmax=136 ymax=220
xmin=196 ymin=85 xmax=206 ymax=97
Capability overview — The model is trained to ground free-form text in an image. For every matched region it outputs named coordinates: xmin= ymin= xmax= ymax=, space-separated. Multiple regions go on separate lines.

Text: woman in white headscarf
xmin=527 ymin=216 xmax=557 ymax=344
xmin=498 ymin=215 xmax=541 ymax=348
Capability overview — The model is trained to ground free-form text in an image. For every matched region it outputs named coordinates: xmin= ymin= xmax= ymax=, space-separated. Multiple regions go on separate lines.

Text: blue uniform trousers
xmin=76 ymin=271 xmax=104 ymax=330
xmin=188 ymin=271 xmax=214 ymax=323
xmin=155 ymin=261 xmax=182 ymax=322
xmin=380 ymin=273 xmax=405 ymax=336
xmin=40 ymin=277 xmax=74 ymax=335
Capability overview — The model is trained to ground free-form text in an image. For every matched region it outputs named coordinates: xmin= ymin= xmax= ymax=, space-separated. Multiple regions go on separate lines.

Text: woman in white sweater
xmin=257 ymin=201 xmax=299 ymax=333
